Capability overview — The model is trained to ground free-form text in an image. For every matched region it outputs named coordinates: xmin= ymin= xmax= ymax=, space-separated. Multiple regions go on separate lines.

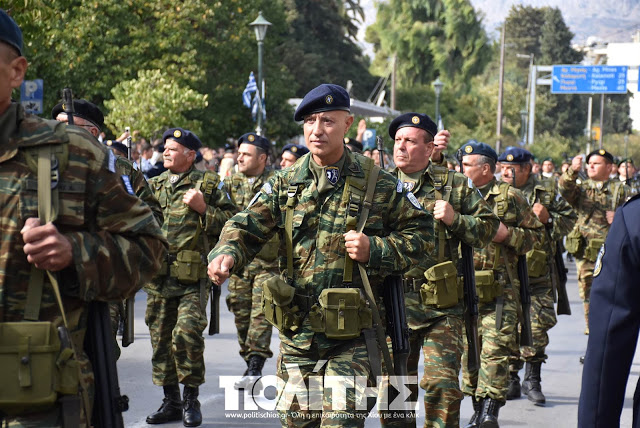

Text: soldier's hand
xmin=606 ymin=210 xmax=616 ymax=224
xmin=492 ymin=222 xmax=510 ymax=243
xmin=344 ymin=230 xmax=370 ymax=263
xmin=208 ymin=255 xmax=235 ymax=286
xmin=533 ymin=203 xmax=550 ymax=224
xmin=433 ymin=200 xmax=455 ymax=226
xmin=572 ymin=156 xmax=583 ymax=172
xmin=184 ymin=188 xmax=206 ymax=214
xmin=21 ymin=218 xmax=73 ymax=271
xmin=431 ymin=130 xmax=451 ymax=162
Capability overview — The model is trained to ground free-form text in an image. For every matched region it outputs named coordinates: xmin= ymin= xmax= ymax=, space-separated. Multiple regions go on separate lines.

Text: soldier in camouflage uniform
xmin=208 ymin=84 xmax=435 ymax=427
xmin=498 ymin=147 xmax=576 ymax=406
xmin=559 ymin=150 xmax=630 ymax=344
xmin=386 ymin=113 xmax=499 ymax=428
xmin=224 ymin=132 xmax=279 ymax=388
xmin=617 ymin=158 xmax=640 ymax=196
xmin=459 ymin=141 xmax=544 ymax=428
xmin=0 ymin=10 xmax=168 ymax=426
xmin=145 ymin=128 xmax=238 ymax=427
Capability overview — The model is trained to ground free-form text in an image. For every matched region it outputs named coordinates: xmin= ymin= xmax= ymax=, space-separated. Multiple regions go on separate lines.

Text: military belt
xmin=157 ymin=253 xmax=179 ymax=276
xmin=401 ymin=277 xmax=424 ymax=293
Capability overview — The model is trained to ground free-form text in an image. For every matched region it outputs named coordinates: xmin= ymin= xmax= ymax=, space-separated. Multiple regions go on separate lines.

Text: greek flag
xmin=251 ymin=92 xmax=266 ymax=122
xmin=242 ymin=72 xmax=257 ymax=108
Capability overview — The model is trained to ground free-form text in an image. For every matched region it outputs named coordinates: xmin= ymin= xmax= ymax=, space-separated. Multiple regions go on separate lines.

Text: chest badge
xmin=403 ymin=181 xmax=416 ymax=192
xmin=325 ymin=166 xmax=340 ymax=186
xmin=169 ymin=174 xmax=180 ymax=184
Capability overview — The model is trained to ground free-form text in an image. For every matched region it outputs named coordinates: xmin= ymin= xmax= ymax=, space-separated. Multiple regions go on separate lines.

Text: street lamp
xmin=432 ymin=78 xmax=444 ymax=124
xmin=520 ymin=109 xmax=528 ymax=145
xmin=250 ymin=11 xmax=271 ymax=136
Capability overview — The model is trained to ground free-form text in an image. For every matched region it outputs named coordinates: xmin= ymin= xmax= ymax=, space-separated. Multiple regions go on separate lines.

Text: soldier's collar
xmin=485 ymin=178 xmax=503 ymax=195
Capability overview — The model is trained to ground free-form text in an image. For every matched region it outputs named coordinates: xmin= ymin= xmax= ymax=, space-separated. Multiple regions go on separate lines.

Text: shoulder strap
xmin=284 ymin=183 xmax=303 ymax=283
xmin=611 ymin=180 xmax=623 ymax=210
xmin=434 ymin=170 xmax=453 ymax=262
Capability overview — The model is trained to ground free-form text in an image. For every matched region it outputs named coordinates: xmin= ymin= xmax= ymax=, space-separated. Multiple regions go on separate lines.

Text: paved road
xmin=118 ymin=260 xmax=639 ymax=427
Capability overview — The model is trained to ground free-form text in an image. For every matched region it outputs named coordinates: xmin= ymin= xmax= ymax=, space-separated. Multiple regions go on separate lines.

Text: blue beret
xmin=104 ymin=139 xmax=128 ymax=156
xmin=586 ymin=148 xmax=614 ymax=164
xmin=52 ymin=99 xmax=104 ymax=129
xmin=238 ymin=132 xmax=271 ymax=152
xmin=0 ymin=10 xmax=22 ymax=56
xmin=294 ymin=84 xmax=350 ymax=121
xmin=498 ymin=147 xmax=532 ymax=164
xmin=195 ymin=151 xmax=203 ymax=163
xmin=343 ymin=137 xmax=363 ymax=153
xmin=460 ymin=140 xmax=497 ymax=162
xmin=282 ymin=143 xmax=309 ymax=159
xmin=162 ymin=127 xmax=202 ymax=151
xmin=388 ymin=112 xmax=437 ymax=139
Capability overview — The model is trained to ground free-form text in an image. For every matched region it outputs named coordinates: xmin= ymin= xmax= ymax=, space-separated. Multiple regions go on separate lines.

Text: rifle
xmin=554 ymin=240 xmax=571 ymax=315
xmin=208 ymin=283 xmax=221 ymax=335
xmin=456 ymin=148 xmax=481 ymax=372
xmin=122 ymin=134 xmax=135 ymax=347
xmin=376 ymin=135 xmax=385 ymax=170
xmin=62 ymin=88 xmax=75 ymax=126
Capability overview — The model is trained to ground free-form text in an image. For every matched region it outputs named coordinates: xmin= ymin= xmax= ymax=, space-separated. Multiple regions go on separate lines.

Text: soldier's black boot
xmin=183 ymin=386 xmax=202 ymax=427
xmin=146 ymin=384 xmax=182 ymax=424
xmin=506 ymin=370 xmax=521 ymax=400
xmin=464 ymin=397 xmax=483 ymax=428
xmin=234 ymin=355 xmax=266 ymax=389
xmin=478 ymin=398 xmax=502 ymax=428
xmin=521 ymin=362 xmax=546 ymax=406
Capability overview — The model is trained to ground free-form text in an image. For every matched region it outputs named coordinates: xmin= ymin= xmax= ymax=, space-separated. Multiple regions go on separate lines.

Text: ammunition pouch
xmin=421 ymin=261 xmax=462 ymax=309
xmin=584 ymin=238 xmax=605 ymax=262
xmin=170 ymin=250 xmax=206 ymax=284
xmin=0 ymin=322 xmax=78 ymax=416
xmin=262 ymin=276 xmax=302 ymax=332
xmin=526 ymin=249 xmax=548 ymax=278
xmin=309 ymin=288 xmax=372 ymax=340
xmin=475 ymin=270 xmax=503 ymax=303
xmin=565 ymin=229 xmax=584 ymax=258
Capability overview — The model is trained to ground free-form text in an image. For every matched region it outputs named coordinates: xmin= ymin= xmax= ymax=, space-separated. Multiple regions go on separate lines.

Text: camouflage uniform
xmin=224 ymin=170 xmax=279 ymax=362
xmin=388 ymin=163 xmax=498 ymax=428
xmin=209 ymin=150 xmax=435 ymax=427
xmin=0 ymin=103 xmax=167 ymax=427
xmin=559 ymin=167 xmax=629 ymax=331
xmin=461 ymin=178 xmax=544 ymax=403
xmin=145 ymin=166 xmax=237 ymax=387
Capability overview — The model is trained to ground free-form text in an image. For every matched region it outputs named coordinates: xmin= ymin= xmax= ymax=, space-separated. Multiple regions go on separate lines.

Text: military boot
xmin=521 ymin=362 xmax=546 ymax=406
xmin=183 ymin=386 xmax=202 ymax=427
xmin=464 ymin=397 xmax=483 ymax=428
xmin=478 ymin=398 xmax=502 ymax=428
xmin=146 ymin=384 xmax=182 ymax=424
xmin=506 ymin=370 xmax=521 ymax=400
xmin=234 ymin=355 xmax=266 ymax=390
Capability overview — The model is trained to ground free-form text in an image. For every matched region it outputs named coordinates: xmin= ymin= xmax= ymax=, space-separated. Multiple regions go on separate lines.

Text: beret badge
xmin=248 ymin=134 xmax=255 ymax=142
xmin=174 ymin=130 xmax=182 ymax=138
xmin=325 ymin=95 xmax=333 ymax=104
xmin=599 ymin=149 xmax=605 ymax=155
xmin=465 ymin=145 xmax=473 ymax=154
xmin=411 ymin=116 xmax=420 ymax=124
xmin=506 ymin=154 xmax=514 ymax=161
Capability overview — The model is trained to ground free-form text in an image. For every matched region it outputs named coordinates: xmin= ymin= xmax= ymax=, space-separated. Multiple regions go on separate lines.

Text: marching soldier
xmin=208 ymin=84 xmax=435 ymax=426
xmin=499 ymin=147 xmax=576 ymax=406
xmin=617 ymin=157 xmax=640 ymax=196
xmin=144 ymin=128 xmax=237 ymax=427
xmin=280 ymin=143 xmax=309 ymax=169
xmin=460 ymin=141 xmax=544 ymax=428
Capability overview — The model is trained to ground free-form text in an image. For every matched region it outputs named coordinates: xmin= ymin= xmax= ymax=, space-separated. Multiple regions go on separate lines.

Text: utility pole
xmin=496 ymin=26 xmax=506 ymax=154
xmin=599 ymin=93 xmax=605 ymax=149
xmin=586 ymin=96 xmax=593 ymax=154
xmin=391 ymin=54 xmax=396 ymax=111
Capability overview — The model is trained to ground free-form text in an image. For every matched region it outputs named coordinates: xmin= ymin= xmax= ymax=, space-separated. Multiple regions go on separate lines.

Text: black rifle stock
xmin=517 ymin=256 xmax=533 ymax=347
xmin=122 ymin=136 xmax=135 ymax=347
xmin=62 ymin=88 xmax=74 ymax=126
xmin=382 ymin=275 xmax=410 ymax=377
xmin=208 ymin=283 xmax=221 ymax=336
xmin=555 ymin=240 xmax=571 ymax=315
xmin=376 ymin=136 xmax=385 ymax=169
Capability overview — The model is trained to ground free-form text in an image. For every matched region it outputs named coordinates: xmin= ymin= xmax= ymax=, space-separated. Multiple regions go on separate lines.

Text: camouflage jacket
xmin=474 ymin=178 xmax=544 ymax=274
xmin=115 ymin=155 xmax=163 ymax=227
xmin=147 ymin=166 xmax=238 ymax=297
xmin=0 ymin=102 xmax=167 ymax=348
xmin=209 ymin=151 xmax=435 ymax=350
xmin=559 ymin=167 xmax=630 ymax=241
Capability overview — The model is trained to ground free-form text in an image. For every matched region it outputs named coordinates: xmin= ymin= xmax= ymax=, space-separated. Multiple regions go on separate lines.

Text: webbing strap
xmin=343 ymin=176 xmax=363 ymax=283
xmin=434 ymin=170 xmax=453 ymax=263
xmin=284 ymin=184 xmax=302 ymax=282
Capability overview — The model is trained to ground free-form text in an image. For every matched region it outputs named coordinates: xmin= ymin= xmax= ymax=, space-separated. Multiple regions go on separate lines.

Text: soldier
xmin=459 ymin=141 xmax=544 ymax=428
xmin=280 ymin=143 xmax=309 ymax=169
xmin=208 ymin=83 xmax=435 ymax=427
xmin=344 ymin=137 xmax=363 ymax=154
xmin=0 ymin=9 xmax=167 ymax=427
xmin=541 ymin=158 xmax=556 ymax=180
xmin=224 ymin=132 xmax=279 ymax=388
xmin=388 ymin=114 xmax=499 ymax=427
xmin=617 ymin=157 xmax=640 ymax=195
xmin=145 ymin=128 xmax=238 ymax=427
xmin=560 ymin=149 xmax=630 ymax=344
xmin=499 ymin=147 xmax=576 ymax=406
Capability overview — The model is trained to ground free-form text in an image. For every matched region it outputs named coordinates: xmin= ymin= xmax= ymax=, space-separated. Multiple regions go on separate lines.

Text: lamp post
xmin=432 ymin=78 xmax=444 ymax=124
xmin=520 ymin=109 xmax=528 ymax=145
xmin=250 ymin=11 xmax=271 ymax=136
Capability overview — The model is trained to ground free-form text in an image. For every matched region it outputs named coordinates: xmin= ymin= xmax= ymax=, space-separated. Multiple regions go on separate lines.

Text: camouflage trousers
xmin=226 ymin=260 xmax=275 ymax=361
xmin=576 ymin=258 xmax=595 ymax=332
xmin=462 ymin=287 xmax=518 ymax=402
xmin=145 ymin=287 xmax=209 ymax=386
xmin=509 ymin=283 xmax=557 ymax=369
xmin=108 ymin=300 xmax=124 ymax=360
xmin=276 ymin=337 xmax=375 ymax=427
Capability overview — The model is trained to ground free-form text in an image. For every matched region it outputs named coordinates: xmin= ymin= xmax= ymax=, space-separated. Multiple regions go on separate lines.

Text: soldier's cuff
xmin=449 ymin=212 xmax=463 ymax=233
xmin=505 ymin=227 xmax=518 ymax=248
xmin=366 ymin=236 xmax=383 ymax=271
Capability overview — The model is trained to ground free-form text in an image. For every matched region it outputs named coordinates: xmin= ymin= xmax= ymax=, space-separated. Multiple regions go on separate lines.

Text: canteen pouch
xmin=475 ymin=270 xmax=503 ymax=303
xmin=171 ymin=250 xmax=205 ymax=284
xmin=526 ymin=249 xmax=548 ymax=278
xmin=309 ymin=288 xmax=372 ymax=340
xmin=421 ymin=261 xmax=460 ymax=308
xmin=584 ymin=238 xmax=605 ymax=262
xmin=262 ymin=276 xmax=301 ymax=332
xmin=565 ymin=229 xmax=584 ymax=258
xmin=0 ymin=322 xmax=77 ymax=416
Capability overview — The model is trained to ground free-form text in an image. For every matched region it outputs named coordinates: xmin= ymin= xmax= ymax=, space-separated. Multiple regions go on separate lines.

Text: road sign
xmin=551 ymin=65 xmax=627 ymax=94
xmin=362 ymin=128 xmax=376 ymax=149
xmin=20 ymin=79 xmax=44 ymax=114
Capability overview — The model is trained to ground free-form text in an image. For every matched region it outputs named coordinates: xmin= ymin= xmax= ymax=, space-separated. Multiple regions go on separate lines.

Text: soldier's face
xmin=500 ymin=163 xmax=529 ymax=187
xmin=163 ymin=139 xmax=195 ymax=173
xmin=587 ymin=156 xmax=613 ymax=181
xmin=0 ymin=43 xmax=27 ymax=115
xmin=393 ymin=127 xmax=433 ymax=174
xmin=462 ymin=154 xmax=492 ymax=187
xmin=303 ymin=110 xmax=353 ymax=166
xmin=280 ymin=151 xmax=298 ymax=169
xmin=542 ymin=161 xmax=555 ymax=173
xmin=619 ymin=162 xmax=636 ymax=178
xmin=237 ymin=143 xmax=266 ymax=176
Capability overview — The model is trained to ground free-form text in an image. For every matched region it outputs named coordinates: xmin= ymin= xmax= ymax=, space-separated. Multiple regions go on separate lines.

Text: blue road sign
xmin=551 ymin=65 xmax=627 ymax=94
xmin=362 ymin=128 xmax=376 ymax=149
xmin=20 ymin=79 xmax=44 ymax=114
